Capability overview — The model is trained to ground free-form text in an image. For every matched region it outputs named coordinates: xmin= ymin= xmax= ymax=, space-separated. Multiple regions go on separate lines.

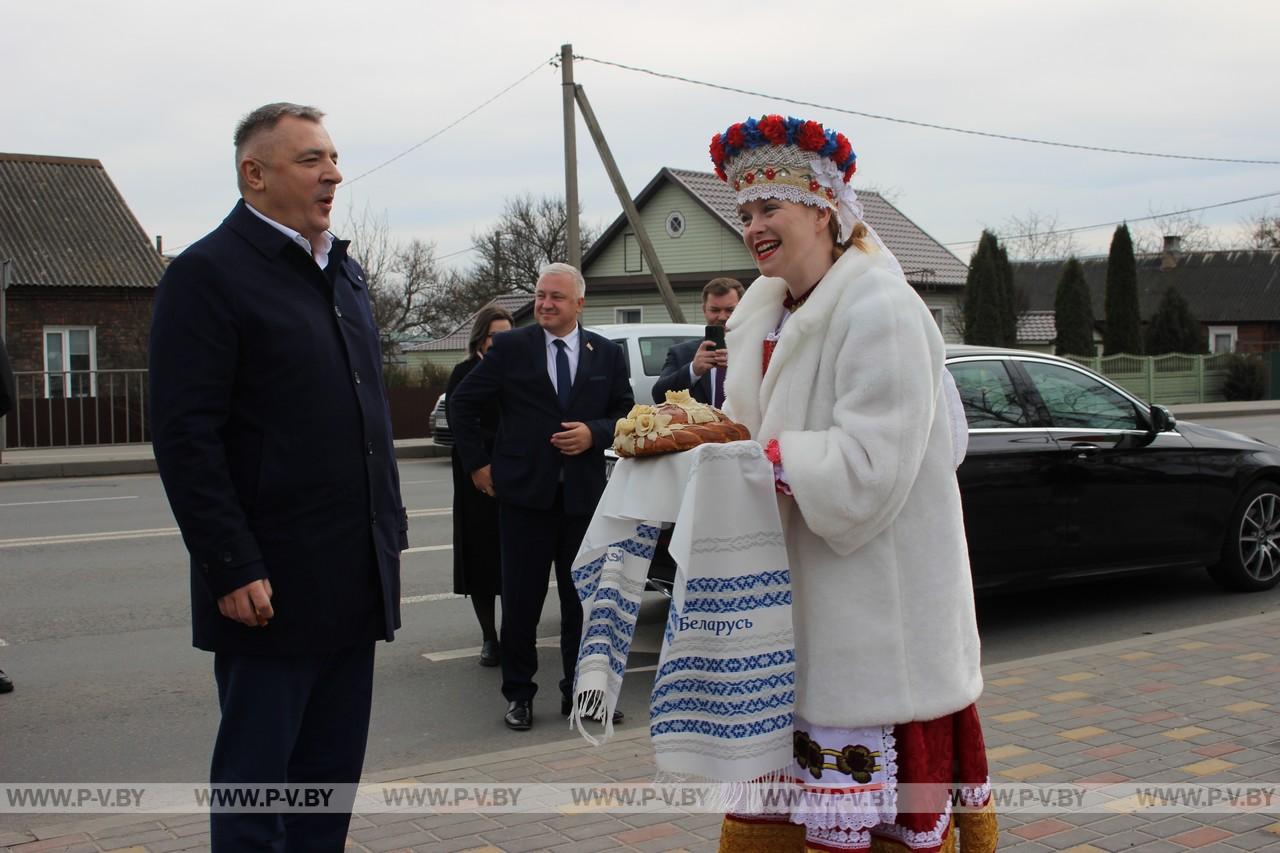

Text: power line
xmin=163 ymin=56 xmax=555 ymax=254
xmin=345 ymin=56 xmax=555 ymax=186
xmin=942 ymin=189 xmax=1280 ymax=247
xmin=575 ymin=54 xmax=1280 ymax=167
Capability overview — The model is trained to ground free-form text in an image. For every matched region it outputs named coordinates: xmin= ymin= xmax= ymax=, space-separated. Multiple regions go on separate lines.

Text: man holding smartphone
xmin=652 ymin=278 xmax=743 ymax=406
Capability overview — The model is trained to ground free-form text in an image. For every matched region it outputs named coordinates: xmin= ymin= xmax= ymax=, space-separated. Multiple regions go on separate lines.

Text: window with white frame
xmin=615 ymin=307 xmax=642 ymax=324
xmin=1208 ymin=325 xmax=1237 ymax=354
xmin=44 ymin=326 xmax=97 ymax=398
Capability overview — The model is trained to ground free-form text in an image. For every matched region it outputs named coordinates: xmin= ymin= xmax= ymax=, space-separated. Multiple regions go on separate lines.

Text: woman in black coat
xmin=446 ymin=305 xmax=514 ymax=666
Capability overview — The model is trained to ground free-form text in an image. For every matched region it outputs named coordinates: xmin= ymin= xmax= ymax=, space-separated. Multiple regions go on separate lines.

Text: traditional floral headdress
xmin=710 ymin=114 xmax=863 ymax=243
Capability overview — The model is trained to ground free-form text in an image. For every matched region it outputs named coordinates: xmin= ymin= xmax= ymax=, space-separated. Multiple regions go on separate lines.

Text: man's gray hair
xmin=233 ymin=102 xmax=325 ymax=190
xmin=538 ymin=262 xmax=586 ymax=298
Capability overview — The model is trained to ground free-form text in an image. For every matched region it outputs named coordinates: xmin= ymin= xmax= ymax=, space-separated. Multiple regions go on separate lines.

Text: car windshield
xmin=639 ymin=335 xmax=702 ymax=376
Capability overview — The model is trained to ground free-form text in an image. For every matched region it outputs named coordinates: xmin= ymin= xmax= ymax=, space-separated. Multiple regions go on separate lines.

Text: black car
xmin=950 ymin=346 xmax=1278 ymax=592
xmin=642 ymin=347 xmax=1280 ymax=595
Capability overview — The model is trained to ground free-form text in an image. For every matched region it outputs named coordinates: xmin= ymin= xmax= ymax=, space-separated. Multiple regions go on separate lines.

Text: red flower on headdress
xmin=710 ymin=133 xmax=726 ymax=168
xmin=834 ymin=133 xmax=853 ymax=165
xmin=758 ymin=114 xmax=787 ymax=145
xmin=844 ymin=163 xmax=857 ymax=181
xmin=726 ymin=122 xmax=746 ymax=148
xmin=796 ymin=121 xmax=826 ymax=152
xmin=715 ymin=164 xmax=727 ymax=181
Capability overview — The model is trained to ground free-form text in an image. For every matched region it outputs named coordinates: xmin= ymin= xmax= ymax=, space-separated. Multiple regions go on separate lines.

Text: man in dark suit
xmin=150 ymin=103 xmax=406 ymax=852
xmin=450 ymin=263 xmax=633 ymax=731
xmin=651 ymin=277 xmax=743 ymax=405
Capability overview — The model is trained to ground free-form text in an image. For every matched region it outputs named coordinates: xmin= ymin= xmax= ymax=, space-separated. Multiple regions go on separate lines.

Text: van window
xmin=639 ymin=336 xmax=702 ymax=376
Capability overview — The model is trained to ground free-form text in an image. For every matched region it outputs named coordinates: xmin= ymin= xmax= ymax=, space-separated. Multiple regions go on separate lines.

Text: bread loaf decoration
xmin=613 ymin=390 xmax=751 ymax=458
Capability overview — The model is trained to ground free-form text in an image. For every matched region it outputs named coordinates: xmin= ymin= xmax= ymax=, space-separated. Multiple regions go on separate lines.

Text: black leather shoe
xmin=479 ymin=640 xmax=500 ymax=667
xmin=0 ymin=669 xmax=12 ymax=694
xmin=562 ymin=696 xmax=623 ymax=724
xmin=504 ymin=700 xmax=532 ymax=731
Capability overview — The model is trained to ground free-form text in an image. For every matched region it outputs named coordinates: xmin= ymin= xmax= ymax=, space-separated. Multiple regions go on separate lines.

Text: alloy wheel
xmin=1238 ymin=492 xmax=1280 ymax=583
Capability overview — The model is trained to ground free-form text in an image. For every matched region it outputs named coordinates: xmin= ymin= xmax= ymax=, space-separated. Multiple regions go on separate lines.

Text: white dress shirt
xmin=245 ymin=202 xmax=335 ymax=270
xmin=544 ymin=326 xmax=581 ymax=393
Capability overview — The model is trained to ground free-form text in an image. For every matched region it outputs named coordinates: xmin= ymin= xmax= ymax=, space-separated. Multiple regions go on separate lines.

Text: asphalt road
xmin=1 ymin=412 xmax=1279 ymax=826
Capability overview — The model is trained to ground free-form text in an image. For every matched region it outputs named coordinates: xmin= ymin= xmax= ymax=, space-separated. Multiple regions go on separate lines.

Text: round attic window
xmin=665 ymin=211 xmax=686 ymax=238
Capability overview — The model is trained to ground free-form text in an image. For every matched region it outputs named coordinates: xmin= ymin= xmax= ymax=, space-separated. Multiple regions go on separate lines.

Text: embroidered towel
xmin=570 ymin=441 xmax=796 ymax=784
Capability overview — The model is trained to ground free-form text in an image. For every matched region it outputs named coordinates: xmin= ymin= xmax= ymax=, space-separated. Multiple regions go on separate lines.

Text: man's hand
xmin=551 ymin=422 xmax=593 ymax=456
xmin=471 ymin=465 xmax=495 ymax=497
xmin=691 ymin=340 xmax=728 ymax=378
xmin=217 ymin=578 xmax=274 ymax=628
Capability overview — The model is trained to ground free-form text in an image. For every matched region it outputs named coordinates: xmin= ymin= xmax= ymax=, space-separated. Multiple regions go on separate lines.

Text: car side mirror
xmin=1149 ymin=404 xmax=1176 ymax=433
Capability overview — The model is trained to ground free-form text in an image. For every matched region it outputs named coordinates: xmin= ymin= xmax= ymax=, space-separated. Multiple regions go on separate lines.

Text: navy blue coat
xmin=650 ymin=338 xmax=713 ymax=405
xmin=449 ymin=324 xmax=633 ymax=517
xmin=149 ymin=201 xmax=406 ymax=655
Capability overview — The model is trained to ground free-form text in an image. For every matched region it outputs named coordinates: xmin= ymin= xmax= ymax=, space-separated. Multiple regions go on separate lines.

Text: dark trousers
xmin=210 ymin=644 xmax=375 ymax=852
xmin=498 ymin=490 xmax=590 ymax=704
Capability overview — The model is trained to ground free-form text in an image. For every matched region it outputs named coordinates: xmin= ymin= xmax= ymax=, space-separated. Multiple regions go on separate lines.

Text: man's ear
xmin=239 ymin=157 xmax=266 ymax=193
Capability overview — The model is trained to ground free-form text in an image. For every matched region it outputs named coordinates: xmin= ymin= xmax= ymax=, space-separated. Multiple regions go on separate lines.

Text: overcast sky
xmin=5 ymin=1 xmax=1278 ymax=267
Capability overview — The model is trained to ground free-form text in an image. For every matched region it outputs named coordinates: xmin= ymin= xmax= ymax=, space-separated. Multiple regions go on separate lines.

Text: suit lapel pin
xmin=586 ymin=341 xmax=594 ymax=351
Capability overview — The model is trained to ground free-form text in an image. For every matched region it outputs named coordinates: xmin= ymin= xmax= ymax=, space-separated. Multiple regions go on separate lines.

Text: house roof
xmin=1016 ymin=310 xmax=1057 ymax=344
xmin=1013 ymin=250 xmax=1280 ymax=323
xmin=0 ymin=152 xmax=166 ymax=288
xmin=583 ymin=167 xmax=970 ymax=287
xmin=401 ymin=292 xmax=533 ymax=352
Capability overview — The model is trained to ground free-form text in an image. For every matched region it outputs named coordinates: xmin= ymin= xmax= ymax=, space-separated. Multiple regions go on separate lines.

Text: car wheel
xmin=1208 ymin=481 xmax=1280 ymax=592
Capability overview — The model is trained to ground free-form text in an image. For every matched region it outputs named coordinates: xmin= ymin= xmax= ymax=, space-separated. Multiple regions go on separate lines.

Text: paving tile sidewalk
xmin=5 ymin=612 xmax=1280 ymax=852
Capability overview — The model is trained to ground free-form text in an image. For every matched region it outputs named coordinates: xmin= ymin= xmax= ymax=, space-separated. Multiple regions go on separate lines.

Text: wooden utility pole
xmin=573 ymin=84 xmax=686 ymax=323
xmin=560 ymin=44 xmax=581 ymax=269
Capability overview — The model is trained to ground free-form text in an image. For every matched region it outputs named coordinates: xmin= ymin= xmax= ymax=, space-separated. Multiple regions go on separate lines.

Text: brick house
xmin=0 ymin=153 xmax=165 ymax=445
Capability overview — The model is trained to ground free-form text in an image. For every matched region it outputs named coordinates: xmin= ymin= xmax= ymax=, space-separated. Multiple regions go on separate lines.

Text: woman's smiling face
xmin=739 ymin=197 xmax=831 ymax=285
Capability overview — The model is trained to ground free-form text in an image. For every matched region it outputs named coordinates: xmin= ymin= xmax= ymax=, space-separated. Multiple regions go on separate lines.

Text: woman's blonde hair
xmin=828 ymin=216 xmax=869 ymax=260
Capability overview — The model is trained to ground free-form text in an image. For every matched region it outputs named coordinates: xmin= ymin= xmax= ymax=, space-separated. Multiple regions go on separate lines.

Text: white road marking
xmin=0 ymin=527 xmax=180 ymax=548
xmin=402 ymin=592 xmax=465 ymax=605
xmin=0 ymin=638 xmax=8 ymax=647
xmin=403 ymin=545 xmax=452 ymax=554
xmin=0 ymin=508 xmax=451 ymax=549
xmin=0 ymin=495 xmax=139 ymax=508
xmin=421 ymin=635 xmax=561 ymax=662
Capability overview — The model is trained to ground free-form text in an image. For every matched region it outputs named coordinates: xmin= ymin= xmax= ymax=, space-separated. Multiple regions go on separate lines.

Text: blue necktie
xmin=554 ymin=339 xmax=571 ymax=410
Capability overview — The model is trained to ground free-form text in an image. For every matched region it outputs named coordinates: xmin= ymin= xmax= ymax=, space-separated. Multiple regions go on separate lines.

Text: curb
xmin=1172 ymin=401 xmax=1280 ymax=419
xmin=0 ymin=442 xmax=451 ymax=482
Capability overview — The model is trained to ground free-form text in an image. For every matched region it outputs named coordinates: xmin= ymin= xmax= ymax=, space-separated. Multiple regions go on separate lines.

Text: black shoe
xmin=504 ymin=699 xmax=532 ymax=731
xmin=562 ymin=696 xmax=623 ymax=724
xmin=0 ymin=669 xmax=11 ymax=694
xmin=479 ymin=640 xmax=500 ymax=667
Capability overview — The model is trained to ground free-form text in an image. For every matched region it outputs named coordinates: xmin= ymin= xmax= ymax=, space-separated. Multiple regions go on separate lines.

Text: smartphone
xmin=703 ymin=324 xmax=726 ymax=351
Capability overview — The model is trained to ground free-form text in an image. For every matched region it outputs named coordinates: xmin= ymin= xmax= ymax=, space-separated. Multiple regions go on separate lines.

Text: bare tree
xmin=1133 ymin=207 xmax=1219 ymax=254
xmin=340 ymin=203 xmax=450 ymax=356
xmin=464 ymin=194 xmax=599 ymax=296
xmin=1236 ymin=206 xmax=1280 ymax=249
xmin=998 ymin=210 xmax=1078 ymax=260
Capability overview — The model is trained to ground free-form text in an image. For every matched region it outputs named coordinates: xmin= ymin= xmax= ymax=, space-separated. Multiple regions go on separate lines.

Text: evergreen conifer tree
xmin=1145 ymin=287 xmax=1203 ymax=354
xmin=1103 ymin=224 xmax=1142 ymax=354
xmin=964 ymin=248 xmax=1004 ymax=346
xmin=1053 ymin=258 xmax=1096 ymax=356
xmin=995 ymin=241 xmax=1018 ymax=347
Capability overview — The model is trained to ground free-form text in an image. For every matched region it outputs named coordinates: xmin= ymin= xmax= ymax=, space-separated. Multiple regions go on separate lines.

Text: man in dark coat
xmin=149 ymin=103 xmax=406 ymax=852
xmin=651 ymin=277 xmax=743 ymax=405
xmin=449 ymin=263 xmax=633 ymax=731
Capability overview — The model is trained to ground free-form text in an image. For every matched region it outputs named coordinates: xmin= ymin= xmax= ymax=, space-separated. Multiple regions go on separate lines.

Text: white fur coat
xmin=723 ymin=248 xmax=983 ymax=728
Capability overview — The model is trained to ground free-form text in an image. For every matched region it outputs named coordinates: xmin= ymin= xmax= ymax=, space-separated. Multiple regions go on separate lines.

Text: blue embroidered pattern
xmin=650 ymin=672 xmax=795 ymax=701
xmin=584 ymin=604 xmax=635 ymax=636
xmin=684 ymin=569 xmax=790 ymax=593
xmin=651 ymin=712 xmax=794 ymax=739
xmin=636 ymin=524 xmax=662 ymax=540
xmin=580 ymin=640 xmax=628 ymax=676
xmin=656 ymin=650 xmax=796 ymax=681
xmin=652 ymin=691 xmax=795 ymax=718
xmin=682 ymin=590 xmax=792 ymax=613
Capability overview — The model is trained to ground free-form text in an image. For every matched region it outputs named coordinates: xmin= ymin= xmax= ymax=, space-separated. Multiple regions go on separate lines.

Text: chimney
xmin=1161 ymin=235 xmax=1182 ymax=271
xmin=155 ymin=235 xmax=163 ymax=254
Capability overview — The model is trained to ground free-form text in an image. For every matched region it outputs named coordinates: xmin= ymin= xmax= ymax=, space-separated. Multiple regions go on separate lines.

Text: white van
xmin=590 ymin=322 xmax=705 ymax=405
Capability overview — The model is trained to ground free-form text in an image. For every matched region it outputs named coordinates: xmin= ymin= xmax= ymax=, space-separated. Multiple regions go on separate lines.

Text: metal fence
xmin=1064 ymin=353 xmax=1234 ymax=405
xmin=4 ymin=369 xmax=149 ymax=449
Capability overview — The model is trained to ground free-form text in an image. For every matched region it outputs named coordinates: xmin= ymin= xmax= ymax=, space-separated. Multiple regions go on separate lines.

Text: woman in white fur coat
xmin=710 ymin=115 xmax=997 ymax=853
